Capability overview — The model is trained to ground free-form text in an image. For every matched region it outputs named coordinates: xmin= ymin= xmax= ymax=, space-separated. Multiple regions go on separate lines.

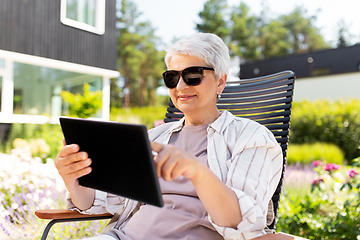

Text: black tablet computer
xmin=59 ymin=117 xmax=163 ymax=207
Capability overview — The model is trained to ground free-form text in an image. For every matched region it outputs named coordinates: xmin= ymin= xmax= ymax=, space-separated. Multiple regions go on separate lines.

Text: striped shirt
xmin=68 ymin=110 xmax=283 ymax=240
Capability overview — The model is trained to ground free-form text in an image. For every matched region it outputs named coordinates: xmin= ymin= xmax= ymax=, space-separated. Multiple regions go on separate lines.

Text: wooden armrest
xmin=35 ymin=211 xmax=308 ymax=240
xmin=35 ymin=209 xmax=113 ymax=220
xmin=251 ymin=232 xmax=309 ymax=240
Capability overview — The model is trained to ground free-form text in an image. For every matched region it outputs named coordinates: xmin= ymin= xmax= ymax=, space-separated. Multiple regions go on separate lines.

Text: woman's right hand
xmin=55 ymin=140 xmax=92 ymax=192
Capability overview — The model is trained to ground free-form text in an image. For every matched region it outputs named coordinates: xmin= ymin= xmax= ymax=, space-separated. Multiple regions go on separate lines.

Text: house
xmin=239 ymin=44 xmax=360 ymax=102
xmin=0 ymin=0 xmax=119 ymax=126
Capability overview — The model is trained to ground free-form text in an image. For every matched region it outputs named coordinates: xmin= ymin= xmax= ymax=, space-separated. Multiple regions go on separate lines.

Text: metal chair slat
xmin=222 ymin=78 xmax=294 ymax=94
xmin=218 ymin=104 xmax=292 ymax=115
xmin=217 ymin=96 xmax=292 ymax=106
xmin=221 ymin=85 xmax=294 ymax=99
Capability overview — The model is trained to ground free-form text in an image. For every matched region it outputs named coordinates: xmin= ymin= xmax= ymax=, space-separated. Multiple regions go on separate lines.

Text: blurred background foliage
xmin=113 ymin=0 xmax=352 ymax=108
xmin=2 ymin=98 xmax=359 ymax=166
xmin=287 ymin=142 xmax=344 ymax=166
xmin=290 ymin=99 xmax=360 ymax=162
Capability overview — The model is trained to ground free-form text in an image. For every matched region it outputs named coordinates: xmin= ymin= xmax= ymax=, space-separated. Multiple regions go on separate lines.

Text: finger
xmin=150 ymin=141 xmax=164 ymax=153
xmin=61 ymin=151 xmax=89 ymax=167
xmin=154 ymin=147 xmax=172 ymax=177
xmin=64 ymin=158 xmax=92 ymax=175
xmin=58 ymin=144 xmax=80 ymax=158
xmin=59 ymin=157 xmax=92 ymax=176
xmin=64 ymin=166 xmax=92 ymax=181
xmin=161 ymin=159 xmax=179 ymax=181
xmin=169 ymin=162 xmax=186 ymax=180
xmin=62 ymin=138 xmax=66 ymax=146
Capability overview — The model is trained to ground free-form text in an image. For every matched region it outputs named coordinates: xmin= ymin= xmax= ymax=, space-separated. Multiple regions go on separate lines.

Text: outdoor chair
xmin=35 ymin=70 xmax=306 ymax=240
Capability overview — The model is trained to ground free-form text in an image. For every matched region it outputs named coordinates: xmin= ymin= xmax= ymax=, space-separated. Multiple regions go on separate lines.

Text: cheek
xmin=169 ymin=90 xmax=177 ymax=103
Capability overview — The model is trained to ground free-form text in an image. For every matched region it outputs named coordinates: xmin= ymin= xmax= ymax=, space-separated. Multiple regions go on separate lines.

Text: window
xmin=312 ymin=67 xmax=330 ymax=76
xmin=0 ymin=58 xmax=5 ymax=69
xmin=60 ymin=0 xmax=105 ymax=35
xmin=13 ymin=62 xmax=102 ymax=117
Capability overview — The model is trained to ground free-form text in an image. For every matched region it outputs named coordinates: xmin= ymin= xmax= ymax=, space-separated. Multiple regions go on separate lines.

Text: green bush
xmin=110 ymin=106 xmax=167 ymax=129
xmin=0 ymin=106 xmax=167 ymax=160
xmin=287 ymin=142 xmax=345 ymax=166
xmin=290 ymin=99 xmax=360 ymax=161
xmin=61 ymin=83 xmax=102 ymax=118
xmin=0 ymin=123 xmax=63 ymax=161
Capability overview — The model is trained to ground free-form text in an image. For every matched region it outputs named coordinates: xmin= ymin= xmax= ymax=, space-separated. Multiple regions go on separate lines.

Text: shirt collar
xmin=167 ymin=117 xmax=185 ymax=134
xmin=167 ymin=110 xmax=235 ymax=135
xmin=208 ymin=110 xmax=235 ymax=134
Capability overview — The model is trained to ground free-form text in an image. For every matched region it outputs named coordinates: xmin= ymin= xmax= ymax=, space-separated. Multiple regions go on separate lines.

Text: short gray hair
xmin=164 ymin=33 xmax=230 ymax=80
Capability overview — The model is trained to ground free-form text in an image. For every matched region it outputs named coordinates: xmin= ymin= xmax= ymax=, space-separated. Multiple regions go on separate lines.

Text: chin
xmin=176 ymin=103 xmax=197 ymax=115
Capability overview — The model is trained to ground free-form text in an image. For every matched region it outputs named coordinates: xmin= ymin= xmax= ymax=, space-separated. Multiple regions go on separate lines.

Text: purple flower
xmin=311 ymin=178 xmax=324 ymax=186
xmin=347 ymin=169 xmax=359 ymax=179
xmin=325 ymin=163 xmax=341 ymax=172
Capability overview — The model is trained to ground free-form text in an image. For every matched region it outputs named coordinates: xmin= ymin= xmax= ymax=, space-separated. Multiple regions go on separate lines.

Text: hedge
xmin=290 ymin=99 xmax=360 ymax=161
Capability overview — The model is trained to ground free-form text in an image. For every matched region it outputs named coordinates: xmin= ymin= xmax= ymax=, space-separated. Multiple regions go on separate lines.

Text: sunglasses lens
xmin=163 ymin=71 xmax=180 ymax=88
xmin=183 ymin=67 xmax=203 ymax=86
xmin=163 ymin=67 xmax=210 ymax=88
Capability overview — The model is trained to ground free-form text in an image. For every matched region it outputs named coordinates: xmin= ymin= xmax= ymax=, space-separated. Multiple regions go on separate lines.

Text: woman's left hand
xmin=150 ymin=141 xmax=204 ymax=182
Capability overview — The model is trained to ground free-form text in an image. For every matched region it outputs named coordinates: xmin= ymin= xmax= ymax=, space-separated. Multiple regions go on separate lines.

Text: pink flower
xmin=325 ymin=163 xmax=341 ymax=172
xmin=311 ymin=178 xmax=324 ymax=186
xmin=312 ymin=160 xmax=321 ymax=167
xmin=347 ymin=169 xmax=359 ymax=179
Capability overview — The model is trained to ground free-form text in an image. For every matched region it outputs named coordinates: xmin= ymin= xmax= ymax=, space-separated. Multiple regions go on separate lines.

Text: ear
xmin=216 ymin=74 xmax=227 ymax=95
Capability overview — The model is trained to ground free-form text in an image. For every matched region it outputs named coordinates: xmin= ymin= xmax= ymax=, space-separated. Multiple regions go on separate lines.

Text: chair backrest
xmin=164 ymin=70 xmax=296 ymax=229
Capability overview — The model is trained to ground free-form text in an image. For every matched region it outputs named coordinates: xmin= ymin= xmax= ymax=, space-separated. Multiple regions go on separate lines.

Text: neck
xmin=184 ymin=108 xmax=221 ymax=126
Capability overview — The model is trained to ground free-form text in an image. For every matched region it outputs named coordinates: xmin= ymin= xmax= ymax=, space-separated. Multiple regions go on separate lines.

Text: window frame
xmin=60 ymin=0 xmax=106 ymax=35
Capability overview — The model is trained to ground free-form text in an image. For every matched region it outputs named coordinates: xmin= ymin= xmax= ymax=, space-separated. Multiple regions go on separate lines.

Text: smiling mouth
xmin=178 ymin=95 xmax=195 ymax=101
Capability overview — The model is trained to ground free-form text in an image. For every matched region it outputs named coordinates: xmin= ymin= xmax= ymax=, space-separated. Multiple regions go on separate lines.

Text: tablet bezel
xmin=59 ymin=117 xmax=164 ymax=207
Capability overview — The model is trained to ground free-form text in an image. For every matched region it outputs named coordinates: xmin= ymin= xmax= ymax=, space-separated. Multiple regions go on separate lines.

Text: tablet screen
xmin=60 ymin=117 xmax=163 ymax=207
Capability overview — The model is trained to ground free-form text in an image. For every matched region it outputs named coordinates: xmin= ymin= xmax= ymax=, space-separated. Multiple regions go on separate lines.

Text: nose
xmin=176 ymin=75 xmax=189 ymax=91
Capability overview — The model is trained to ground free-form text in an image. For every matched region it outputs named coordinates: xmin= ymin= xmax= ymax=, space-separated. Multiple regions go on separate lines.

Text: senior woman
xmin=55 ymin=33 xmax=283 ymax=240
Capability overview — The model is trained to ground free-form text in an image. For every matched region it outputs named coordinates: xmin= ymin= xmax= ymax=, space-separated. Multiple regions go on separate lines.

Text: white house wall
xmin=293 ymin=72 xmax=360 ymax=102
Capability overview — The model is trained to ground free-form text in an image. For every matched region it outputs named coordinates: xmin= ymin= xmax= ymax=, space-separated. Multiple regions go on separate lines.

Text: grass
xmin=287 ymin=142 xmax=345 ymax=166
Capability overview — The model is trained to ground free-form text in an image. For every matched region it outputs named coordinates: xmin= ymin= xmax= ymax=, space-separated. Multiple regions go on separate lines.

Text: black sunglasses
xmin=162 ymin=66 xmax=214 ymax=89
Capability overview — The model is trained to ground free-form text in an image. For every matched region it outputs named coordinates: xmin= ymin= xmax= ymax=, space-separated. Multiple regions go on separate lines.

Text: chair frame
xmin=164 ymin=70 xmax=295 ymax=229
xmin=35 ymin=70 xmax=297 ymax=239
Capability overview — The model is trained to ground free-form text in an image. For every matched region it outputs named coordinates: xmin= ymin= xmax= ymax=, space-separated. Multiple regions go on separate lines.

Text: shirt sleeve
xmin=209 ymin=125 xmax=283 ymax=240
xmin=67 ymin=190 xmax=126 ymax=215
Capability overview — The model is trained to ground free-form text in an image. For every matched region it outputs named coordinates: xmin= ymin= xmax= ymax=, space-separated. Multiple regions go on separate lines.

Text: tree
xmin=279 ymin=7 xmax=329 ymax=54
xmin=116 ymin=0 xmax=165 ymax=108
xmin=230 ymin=2 xmax=261 ymax=60
xmin=117 ymin=0 xmax=145 ymax=108
xmin=135 ymin=22 xmax=165 ymax=106
xmin=336 ymin=19 xmax=352 ymax=48
xmin=196 ymin=0 xmax=229 ymax=40
xmin=261 ymin=19 xmax=291 ymax=59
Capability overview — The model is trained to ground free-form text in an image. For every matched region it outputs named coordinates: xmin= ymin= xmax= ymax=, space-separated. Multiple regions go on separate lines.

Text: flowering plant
xmin=0 ymin=148 xmax=65 ymax=239
xmin=0 ymin=148 xmax=108 ymax=239
xmin=278 ymin=158 xmax=360 ymax=239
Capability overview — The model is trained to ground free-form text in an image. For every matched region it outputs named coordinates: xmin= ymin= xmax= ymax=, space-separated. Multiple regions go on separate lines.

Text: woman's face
xmin=167 ymin=54 xmax=226 ymax=117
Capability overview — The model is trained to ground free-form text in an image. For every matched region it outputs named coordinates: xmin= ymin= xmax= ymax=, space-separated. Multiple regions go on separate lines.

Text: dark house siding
xmin=0 ymin=0 xmax=117 ymax=70
xmin=240 ymin=44 xmax=360 ymax=79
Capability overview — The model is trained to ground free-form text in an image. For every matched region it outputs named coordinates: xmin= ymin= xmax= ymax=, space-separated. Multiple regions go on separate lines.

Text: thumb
xmin=150 ymin=141 xmax=164 ymax=153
